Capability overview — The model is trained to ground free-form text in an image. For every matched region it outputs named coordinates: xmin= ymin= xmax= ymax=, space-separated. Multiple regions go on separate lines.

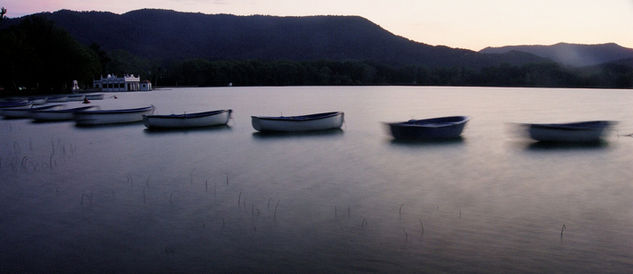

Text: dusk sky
xmin=3 ymin=0 xmax=632 ymax=51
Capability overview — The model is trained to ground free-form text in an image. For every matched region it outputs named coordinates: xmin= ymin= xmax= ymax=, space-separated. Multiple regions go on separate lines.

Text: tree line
xmin=1 ymin=16 xmax=631 ymax=95
xmin=152 ymin=59 xmax=632 ymax=89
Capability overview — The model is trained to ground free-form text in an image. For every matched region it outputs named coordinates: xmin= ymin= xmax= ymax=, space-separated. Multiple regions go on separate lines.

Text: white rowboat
xmin=251 ymin=111 xmax=344 ymax=132
xmin=75 ymin=105 xmax=155 ymax=126
xmin=143 ymin=109 xmax=232 ymax=129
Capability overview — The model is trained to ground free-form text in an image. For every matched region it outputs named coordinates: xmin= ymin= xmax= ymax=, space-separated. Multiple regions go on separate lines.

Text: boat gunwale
xmin=144 ymin=109 xmax=232 ymax=119
xmin=33 ymin=106 xmax=97 ymax=114
xmin=526 ymin=121 xmax=614 ymax=131
xmin=75 ymin=105 xmax=154 ymax=115
xmin=252 ymin=111 xmax=343 ymax=122
xmin=386 ymin=116 xmax=470 ymax=128
xmin=0 ymin=102 xmax=32 ymax=108
xmin=4 ymin=104 xmax=64 ymax=112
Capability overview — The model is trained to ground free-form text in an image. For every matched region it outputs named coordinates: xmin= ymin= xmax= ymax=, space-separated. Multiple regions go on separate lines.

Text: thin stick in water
xmin=274 ymin=200 xmax=280 ymax=220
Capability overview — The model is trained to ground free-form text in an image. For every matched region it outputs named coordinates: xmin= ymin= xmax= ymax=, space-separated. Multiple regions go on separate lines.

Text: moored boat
xmin=0 ymin=101 xmax=31 ymax=109
xmin=32 ymin=105 xmax=98 ymax=121
xmin=74 ymin=105 xmax=155 ymax=126
xmin=47 ymin=96 xmax=68 ymax=103
xmin=143 ymin=109 xmax=232 ymax=129
xmin=28 ymin=97 xmax=48 ymax=105
xmin=523 ymin=121 xmax=614 ymax=142
xmin=2 ymin=104 xmax=64 ymax=119
xmin=84 ymin=94 xmax=104 ymax=100
xmin=386 ymin=116 xmax=470 ymax=140
xmin=67 ymin=94 xmax=85 ymax=101
xmin=251 ymin=111 xmax=344 ymax=132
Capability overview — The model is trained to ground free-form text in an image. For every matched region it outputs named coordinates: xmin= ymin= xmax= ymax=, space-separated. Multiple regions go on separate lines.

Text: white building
xmin=93 ymin=74 xmax=152 ymax=92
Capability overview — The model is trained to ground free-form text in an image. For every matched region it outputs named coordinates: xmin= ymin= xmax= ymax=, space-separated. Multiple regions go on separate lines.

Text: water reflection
xmin=251 ymin=128 xmax=344 ymax=140
xmin=525 ymin=140 xmax=609 ymax=151
xmin=143 ymin=125 xmax=232 ymax=135
xmin=388 ymin=136 xmax=465 ymax=147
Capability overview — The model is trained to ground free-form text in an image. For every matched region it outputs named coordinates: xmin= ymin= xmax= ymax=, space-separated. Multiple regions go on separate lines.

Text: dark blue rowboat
xmin=386 ymin=116 xmax=469 ymax=140
xmin=524 ymin=120 xmax=614 ymax=142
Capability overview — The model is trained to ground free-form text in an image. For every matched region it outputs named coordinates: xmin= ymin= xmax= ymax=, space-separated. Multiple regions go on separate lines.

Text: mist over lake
xmin=2 ymin=86 xmax=633 ymax=272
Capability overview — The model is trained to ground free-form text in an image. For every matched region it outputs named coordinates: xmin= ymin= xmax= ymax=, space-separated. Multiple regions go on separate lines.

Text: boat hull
xmin=32 ymin=106 xmax=98 ymax=121
xmin=143 ymin=110 xmax=232 ymax=129
xmin=29 ymin=98 xmax=48 ymax=105
xmin=75 ymin=106 xmax=155 ymax=126
xmin=84 ymin=94 xmax=104 ymax=100
xmin=47 ymin=96 xmax=68 ymax=103
xmin=387 ymin=116 xmax=469 ymax=140
xmin=526 ymin=121 xmax=612 ymax=142
xmin=0 ymin=101 xmax=31 ymax=109
xmin=251 ymin=112 xmax=344 ymax=132
xmin=2 ymin=104 xmax=64 ymax=119
xmin=67 ymin=95 xmax=85 ymax=101
xmin=2 ymin=107 xmax=33 ymax=118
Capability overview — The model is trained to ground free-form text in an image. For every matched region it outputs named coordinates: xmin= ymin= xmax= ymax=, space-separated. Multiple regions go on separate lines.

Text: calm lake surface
xmin=2 ymin=86 xmax=633 ymax=272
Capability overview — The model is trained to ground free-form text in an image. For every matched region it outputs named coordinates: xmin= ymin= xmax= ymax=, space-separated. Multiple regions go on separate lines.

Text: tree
xmin=0 ymin=7 xmax=6 ymax=22
xmin=0 ymin=16 xmax=101 ymax=94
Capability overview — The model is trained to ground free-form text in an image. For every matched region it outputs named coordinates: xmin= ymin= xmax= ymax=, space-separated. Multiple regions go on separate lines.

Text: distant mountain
xmin=480 ymin=43 xmax=633 ymax=67
xmin=6 ymin=9 xmax=548 ymax=69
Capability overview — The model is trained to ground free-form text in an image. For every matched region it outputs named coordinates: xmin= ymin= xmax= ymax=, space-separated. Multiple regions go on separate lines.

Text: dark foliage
xmin=0 ymin=16 xmax=101 ymax=94
xmin=150 ymin=59 xmax=632 ymax=89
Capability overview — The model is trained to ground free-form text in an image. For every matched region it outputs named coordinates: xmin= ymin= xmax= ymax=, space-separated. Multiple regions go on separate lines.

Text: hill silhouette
xmin=480 ymin=43 xmax=633 ymax=67
xmin=19 ymin=9 xmax=549 ymax=68
xmin=1 ymin=9 xmax=631 ymax=92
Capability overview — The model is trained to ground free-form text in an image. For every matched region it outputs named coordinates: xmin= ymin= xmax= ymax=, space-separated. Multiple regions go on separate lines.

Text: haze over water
xmin=1 ymin=86 xmax=633 ymax=272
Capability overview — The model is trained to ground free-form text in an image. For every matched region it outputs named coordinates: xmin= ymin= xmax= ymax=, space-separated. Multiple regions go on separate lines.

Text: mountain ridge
xmin=5 ymin=9 xmax=551 ymax=69
xmin=480 ymin=42 xmax=633 ymax=67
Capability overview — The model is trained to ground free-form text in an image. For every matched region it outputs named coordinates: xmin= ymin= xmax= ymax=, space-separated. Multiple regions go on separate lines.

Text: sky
xmin=2 ymin=0 xmax=632 ymax=51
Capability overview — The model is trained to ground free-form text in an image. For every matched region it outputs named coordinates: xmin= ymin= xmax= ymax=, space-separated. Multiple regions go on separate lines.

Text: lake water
xmin=2 ymin=86 xmax=633 ymax=272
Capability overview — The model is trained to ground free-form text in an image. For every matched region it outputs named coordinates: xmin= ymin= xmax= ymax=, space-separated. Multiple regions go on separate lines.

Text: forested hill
xmin=20 ymin=9 xmax=546 ymax=68
xmin=480 ymin=43 xmax=633 ymax=67
xmin=2 ymin=9 xmax=632 ymax=92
